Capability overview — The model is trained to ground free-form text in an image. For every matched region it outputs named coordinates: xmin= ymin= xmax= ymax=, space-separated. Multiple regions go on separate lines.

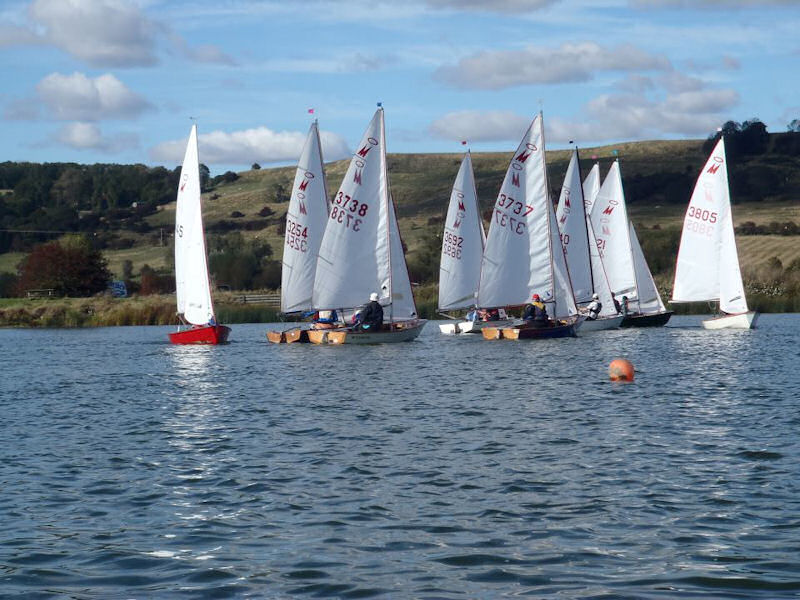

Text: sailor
xmin=611 ymin=293 xmax=622 ymax=314
xmin=585 ymin=293 xmax=602 ymax=320
xmin=523 ymin=294 xmax=549 ymax=327
xmin=357 ymin=292 xmax=383 ymax=332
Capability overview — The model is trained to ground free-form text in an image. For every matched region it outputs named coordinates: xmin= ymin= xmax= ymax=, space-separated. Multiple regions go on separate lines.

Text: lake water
xmin=2 ymin=315 xmax=800 ymax=599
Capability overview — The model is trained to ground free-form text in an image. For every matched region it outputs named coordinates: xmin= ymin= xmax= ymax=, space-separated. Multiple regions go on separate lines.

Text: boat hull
xmin=702 ymin=311 xmax=758 ymax=330
xmin=439 ymin=319 xmax=514 ymax=335
xmin=482 ymin=321 xmax=577 ymax=340
xmin=169 ymin=324 xmax=231 ymax=345
xmin=620 ymin=311 xmax=673 ymax=328
xmin=312 ymin=320 xmax=427 ymax=344
xmin=579 ymin=314 xmax=624 ymax=332
xmin=266 ymin=328 xmax=309 ymax=343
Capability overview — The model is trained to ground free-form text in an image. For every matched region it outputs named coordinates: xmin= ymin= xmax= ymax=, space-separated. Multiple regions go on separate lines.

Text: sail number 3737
xmin=494 ymin=194 xmax=533 ymax=235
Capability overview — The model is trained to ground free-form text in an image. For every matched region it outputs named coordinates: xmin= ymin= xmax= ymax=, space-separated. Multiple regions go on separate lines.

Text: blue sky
xmin=1 ymin=0 xmax=798 ymax=175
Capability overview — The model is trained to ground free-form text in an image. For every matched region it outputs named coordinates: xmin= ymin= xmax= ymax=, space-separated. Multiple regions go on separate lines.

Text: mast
xmin=616 ymin=158 xmax=643 ymax=313
xmin=540 ymin=111 xmax=557 ymax=317
xmin=573 ymin=146 xmax=595 ymax=296
xmin=379 ymin=106 xmax=394 ymax=325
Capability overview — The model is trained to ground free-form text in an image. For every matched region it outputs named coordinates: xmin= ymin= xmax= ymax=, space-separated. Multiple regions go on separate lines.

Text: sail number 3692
xmin=443 ymin=232 xmax=463 ymax=259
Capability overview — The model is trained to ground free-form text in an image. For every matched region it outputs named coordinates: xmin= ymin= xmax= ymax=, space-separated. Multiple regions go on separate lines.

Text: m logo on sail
xmin=707 ymin=163 xmax=721 ymax=175
xmin=511 ymin=172 xmax=520 ymax=187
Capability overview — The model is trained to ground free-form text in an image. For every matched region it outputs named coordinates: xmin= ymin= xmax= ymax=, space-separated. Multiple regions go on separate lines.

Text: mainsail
xmin=312 ymin=108 xmax=417 ymax=319
xmin=174 ymin=124 xmax=214 ymax=326
xmin=280 ymin=121 xmax=329 ymax=314
xmin=556 ymin=150 xmax=593 ymax=304
xmin=671 ymin=137 xmax=748 ymax=314
xmin=591 ymin=160 xmax=665 ymax=315
xmin=438 ymin=152 xmax=486 ymax=312
xmin=557 ymin=150 xmax=617 ymax=318
xmin=477 ymin=113 xmax=576 ymax=319
xmin=582 ymin=162 xmax=601 ymax=214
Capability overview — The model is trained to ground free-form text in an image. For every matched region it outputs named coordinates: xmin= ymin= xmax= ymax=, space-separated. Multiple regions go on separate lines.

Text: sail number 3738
xmin=330 ymin=191 xmax=369 ymax=231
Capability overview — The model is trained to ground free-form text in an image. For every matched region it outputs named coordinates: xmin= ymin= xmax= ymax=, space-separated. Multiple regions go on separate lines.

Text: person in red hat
xmin=523 ymin=293 xmax=548 ymax=327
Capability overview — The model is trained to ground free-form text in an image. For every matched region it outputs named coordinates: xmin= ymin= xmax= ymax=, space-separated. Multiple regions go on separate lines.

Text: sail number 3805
xmin=686 ymin=205 xmax=718 ymax=237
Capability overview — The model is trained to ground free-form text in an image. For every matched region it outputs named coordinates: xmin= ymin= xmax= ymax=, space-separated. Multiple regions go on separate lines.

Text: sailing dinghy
xmin=169 ymin=124 xmax=230 ymax=345
xmin=590 ymin=161 xmax=672 ymax=327
xmin=477 ymin=113 xmax=580 ymax=341
xmin=308 ymin=107 xmax=426 ymax=344
xmin=267 ymin=120 xmax=333 ymax=343
xmin=437 ymin=152 xmax=510 ymax=334
xmin=555 ymin=150 xmax=623 ymax=331
xmin=671 ymin=137 xmax=758 ymax=329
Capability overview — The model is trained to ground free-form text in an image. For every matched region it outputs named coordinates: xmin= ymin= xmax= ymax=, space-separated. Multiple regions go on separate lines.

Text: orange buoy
xmin=609 ymin=358 xmax=635 ymax=382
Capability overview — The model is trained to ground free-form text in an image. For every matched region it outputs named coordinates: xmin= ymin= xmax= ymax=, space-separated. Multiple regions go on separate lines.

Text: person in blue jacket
xmin=356 ymin=292 xmax=383 ymax=332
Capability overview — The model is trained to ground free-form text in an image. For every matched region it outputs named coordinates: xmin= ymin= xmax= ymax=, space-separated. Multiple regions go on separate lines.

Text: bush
xmin=16 ymin=235 xmax=111 ymax=297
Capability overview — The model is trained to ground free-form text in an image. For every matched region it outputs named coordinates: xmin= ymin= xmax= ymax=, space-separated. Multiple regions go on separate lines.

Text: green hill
xmin=1 ymin=128 xmax=799 ymax=306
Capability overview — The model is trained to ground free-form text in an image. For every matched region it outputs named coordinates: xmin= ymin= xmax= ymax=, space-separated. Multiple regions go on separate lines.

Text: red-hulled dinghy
xmin=169 ymin=123 xmax=230 ymax=345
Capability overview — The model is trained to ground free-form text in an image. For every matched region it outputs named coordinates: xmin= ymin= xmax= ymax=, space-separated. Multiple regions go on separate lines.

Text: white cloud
xmin=167 ymin=32 xmax=237 ymax=66
xmin=430 ymin=80 xmax=739 ymax=146
xmin=54 ymin=122 xmax=139 ymax=152
xmin=429 ymin=110 xmax=535 ymax=142
xmin=657 ymin=71 xmax=706 ymax=93
xmin=435 ymin=42 xmax=671 ymax=90
xmin=35 ymin=72 xmax=153 ymax=121
xmin=0 ymin=0 xmax=234 ymax=67
xmin=261 ymin=52 xmax=395 ymax=74
xmin=150 ymin=126 xmax=351 ymax=167
xmin=30 ymin=0 xmax=160 ymax=67
xmin=546 ymin=87 xmax=740 ymax=143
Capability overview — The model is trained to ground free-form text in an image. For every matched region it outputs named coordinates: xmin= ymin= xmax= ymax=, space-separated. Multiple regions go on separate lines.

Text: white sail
xmin=438 ymin=152 xmax=486 ymax=311
xmin=174 ymin=124 xmax=214 ymax=326
xmin=590 ymin=161 xmax=637 ymax=300
xmin=477 ymin=114 xmax=576 ymax=318
xmin=313 ymin=108 xmax=417 ymax=318
xmin=582 ymin=162 xmax=601 ymax=214
xmin=630 ymin=221 xmax=666 ymax=315
xmin=556 ymin=150 xmax=593 ymax=304
xmin=280 ymin=121 xmax=329 ymax=314
xmin=556 ymin=152 xmax=617 ymax=318
xmin=671 ymin=138 xmax=748 ymax=314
